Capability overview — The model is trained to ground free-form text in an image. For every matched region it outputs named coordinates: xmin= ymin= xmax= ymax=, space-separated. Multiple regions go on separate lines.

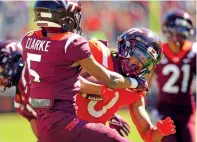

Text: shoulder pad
xmin=191 ymin=42 xmax=197 ymax=53
xmin=21 ymin=30 xmax=39 ymax=42
xmin=64 ymin=33 xmax=84 ymax=53
xmin=24 ymin=30 xmax=38 ymax=37
xmin=89 ymin=38 xmax=109 ymax=47
xmin=187 ymin=42 xmax=197 ymax=59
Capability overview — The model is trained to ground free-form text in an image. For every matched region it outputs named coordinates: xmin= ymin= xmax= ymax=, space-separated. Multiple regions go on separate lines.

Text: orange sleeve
xmin=88 ymin=39 xmax=114 ymax=70
xmin=88 ymin=39 xmax=103 ymax=64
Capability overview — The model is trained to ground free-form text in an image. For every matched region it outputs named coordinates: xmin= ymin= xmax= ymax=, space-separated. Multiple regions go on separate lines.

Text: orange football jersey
xmin=76 ymin=39 xmax=145 ymax=124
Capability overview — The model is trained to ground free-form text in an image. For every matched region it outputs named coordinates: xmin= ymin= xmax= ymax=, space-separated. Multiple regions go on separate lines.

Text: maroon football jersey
xmin=155 ymin=41 xmax=196 ymax=107
xmin=21 ymin=30 xmax=91 ymax=102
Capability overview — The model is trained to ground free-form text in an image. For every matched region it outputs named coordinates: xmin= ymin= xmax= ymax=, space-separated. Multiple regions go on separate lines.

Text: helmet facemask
xmin=163 ymin=10 xmax=194 ymax=47
xmin=118 ymin=39 xmax=156 ymax=77
xmin=0 ymin=53 xmax=23 ymax=92
xmin=73 ymin=10 xmax=82 ymax=34
xmin=58 ymin=8 xmax=82 ymax=34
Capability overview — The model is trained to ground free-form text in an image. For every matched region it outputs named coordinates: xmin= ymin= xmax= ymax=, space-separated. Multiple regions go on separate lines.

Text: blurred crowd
xmin=0 ymin=0 xmax=196 ymax=111
xmin=0 ymin=1 xmax=196 ymax=44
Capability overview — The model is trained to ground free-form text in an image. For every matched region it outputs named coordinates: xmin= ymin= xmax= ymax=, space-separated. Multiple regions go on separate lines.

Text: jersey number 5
xmin=27 ymin=53 xmax=41 ymax=82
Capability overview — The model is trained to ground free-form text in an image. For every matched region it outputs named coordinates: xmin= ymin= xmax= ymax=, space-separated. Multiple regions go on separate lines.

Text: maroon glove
xmin=109 ymin=114 xmax=130 ymax=137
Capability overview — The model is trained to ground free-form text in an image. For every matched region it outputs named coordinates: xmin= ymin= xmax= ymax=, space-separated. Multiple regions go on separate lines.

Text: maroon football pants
xmin=161 ymin=113 xmax=195 ymax=142
xmin=37 ymin=115 xmax=130 ymax=142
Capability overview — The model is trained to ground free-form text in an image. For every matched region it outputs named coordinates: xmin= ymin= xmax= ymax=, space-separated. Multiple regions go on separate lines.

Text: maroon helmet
xmin=34 ymin=0 xmax=82 ymax=34
xmin=162 ymin=9 xmax=194 ymax=40
xmin=118 ymin=28 xmax=163 ymax=77
xmin=0 ymin=40 xmax=23 ymax=91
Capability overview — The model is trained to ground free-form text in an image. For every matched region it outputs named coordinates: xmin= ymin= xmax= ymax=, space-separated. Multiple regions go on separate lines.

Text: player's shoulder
xmin=89 ymin=38 xmax=110 ymax=51
xmin=20 ymin=30 xmax=38 ymax=48
xmin=191 ymin=41 xmax=197 ymax=53
xmin=62 ymin=33 xmax=88 ymax=53
xmin=162 ymin=42 xmax=169 ymax=50
xmin=66 ymin=33 xmax=87 ymax=44
xmin=23 ymin=30 xmax=41 ymax=38
xmin=162 ymin=42 xmax=168 ymax=47
xmin=187 ymin=41 xmax=197 ymax=59
xmin=89 ymin=38 xmax=108 ymax=46
xmin=161 ymin=42 xmax=170 ymax=55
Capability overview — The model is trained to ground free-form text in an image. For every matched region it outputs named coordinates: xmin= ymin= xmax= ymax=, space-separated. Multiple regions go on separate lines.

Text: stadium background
xmin=0 ymin=1 xmax=196 ymax=142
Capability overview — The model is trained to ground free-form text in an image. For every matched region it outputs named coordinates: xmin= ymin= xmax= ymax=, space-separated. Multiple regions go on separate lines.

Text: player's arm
xmin=79 ymin=76 xmax=119 ymax=101
xmin=68 ymin=36 xmax=147 ymax=90
xmin=129 ymin=97 xmax=176 ymax=142
xmin=79 ymin=76 xmax=102 ymax=95
xmin=77 ymin=55 xmax=144 ymax=90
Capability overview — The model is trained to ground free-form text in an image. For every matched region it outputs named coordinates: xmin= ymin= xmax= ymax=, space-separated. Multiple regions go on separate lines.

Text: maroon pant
xmin=37 ymin=114 xmax=130 ymax=142
xmin=158 ymin=104 xmax=196 ymax=142
xmin=161 ymin=113 xmax=195 ymax=142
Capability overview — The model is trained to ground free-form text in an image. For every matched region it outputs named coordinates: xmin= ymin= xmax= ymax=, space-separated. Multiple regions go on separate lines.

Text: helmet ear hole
xmin=34 ymin=0 xmax=82 ymax=34
xmin=59 ymin=17 xmax=75 ymax=32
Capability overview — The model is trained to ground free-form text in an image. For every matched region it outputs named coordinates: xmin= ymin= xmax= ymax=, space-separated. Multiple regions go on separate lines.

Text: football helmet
xmin=118 ymin=28 xmax=162 ymax=76
xmin=162 ymin=9 xmax=194 ymax=40
xmin=0 ymin=41 xmax=23 ymax=91
xmin=34 ymin=0 xmax=82 ymax=34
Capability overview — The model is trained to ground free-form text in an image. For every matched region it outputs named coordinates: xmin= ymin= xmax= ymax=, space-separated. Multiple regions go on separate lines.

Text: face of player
xmin=166 ymin=31 xmax=185 ymax=48
xmin=129 ymin=56 xmax=144 ymax=75
xmin=0 ymin=65 xmax=11 ymax=91
xmin=121 ymin=55 xmax=151 ymax=77
xmin=131 ymin=47 xmax=155 ymax=75
xmin=0 ymin=65 xmax=3 ymax=72
xmin=0 ymin=65 xmax=7 ymax=91
xmin=120 ymin=47 xmax=155 ymax=76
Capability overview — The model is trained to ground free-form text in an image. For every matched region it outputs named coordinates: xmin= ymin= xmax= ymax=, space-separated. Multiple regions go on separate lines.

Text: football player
xmin=21 ymin=1 xmax=148 ymax=142
xmin=0 ymin=40 xmax=38 ymax=135
xmin=77 ymin=28 xmax=176 ymax=142
xmin=0 ymin=29 xmax=174 ymax=142
xmin=0 ymin=40 xmax=130 ymax=139
xmin=1 ymin=29 xmax=174 ymax=142
xmin=148 ymin=9 xmax=196 ymax=142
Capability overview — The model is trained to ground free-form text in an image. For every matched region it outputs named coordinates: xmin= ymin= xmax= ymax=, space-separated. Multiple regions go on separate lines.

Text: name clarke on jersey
xmin=26 ymin=38 xmax=51 ymax=52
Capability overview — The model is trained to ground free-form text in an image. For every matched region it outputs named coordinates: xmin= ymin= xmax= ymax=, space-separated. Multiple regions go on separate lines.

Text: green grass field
xmin=0 ymin=109 xmax=143 ymax=142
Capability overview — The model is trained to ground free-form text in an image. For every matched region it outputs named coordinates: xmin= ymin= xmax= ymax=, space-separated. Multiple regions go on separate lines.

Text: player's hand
xmin=81 ymin=85 xmax=114 ymax=101
xmin=156 ymin=117 xmax=176 ymax=136
xmin=101 ymin=85 xmax=116 ymax=101
xmin=134 ymin=76 xmax=149 ymax=91
xmin=109 ymin=114 xmax=130 ymax=137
